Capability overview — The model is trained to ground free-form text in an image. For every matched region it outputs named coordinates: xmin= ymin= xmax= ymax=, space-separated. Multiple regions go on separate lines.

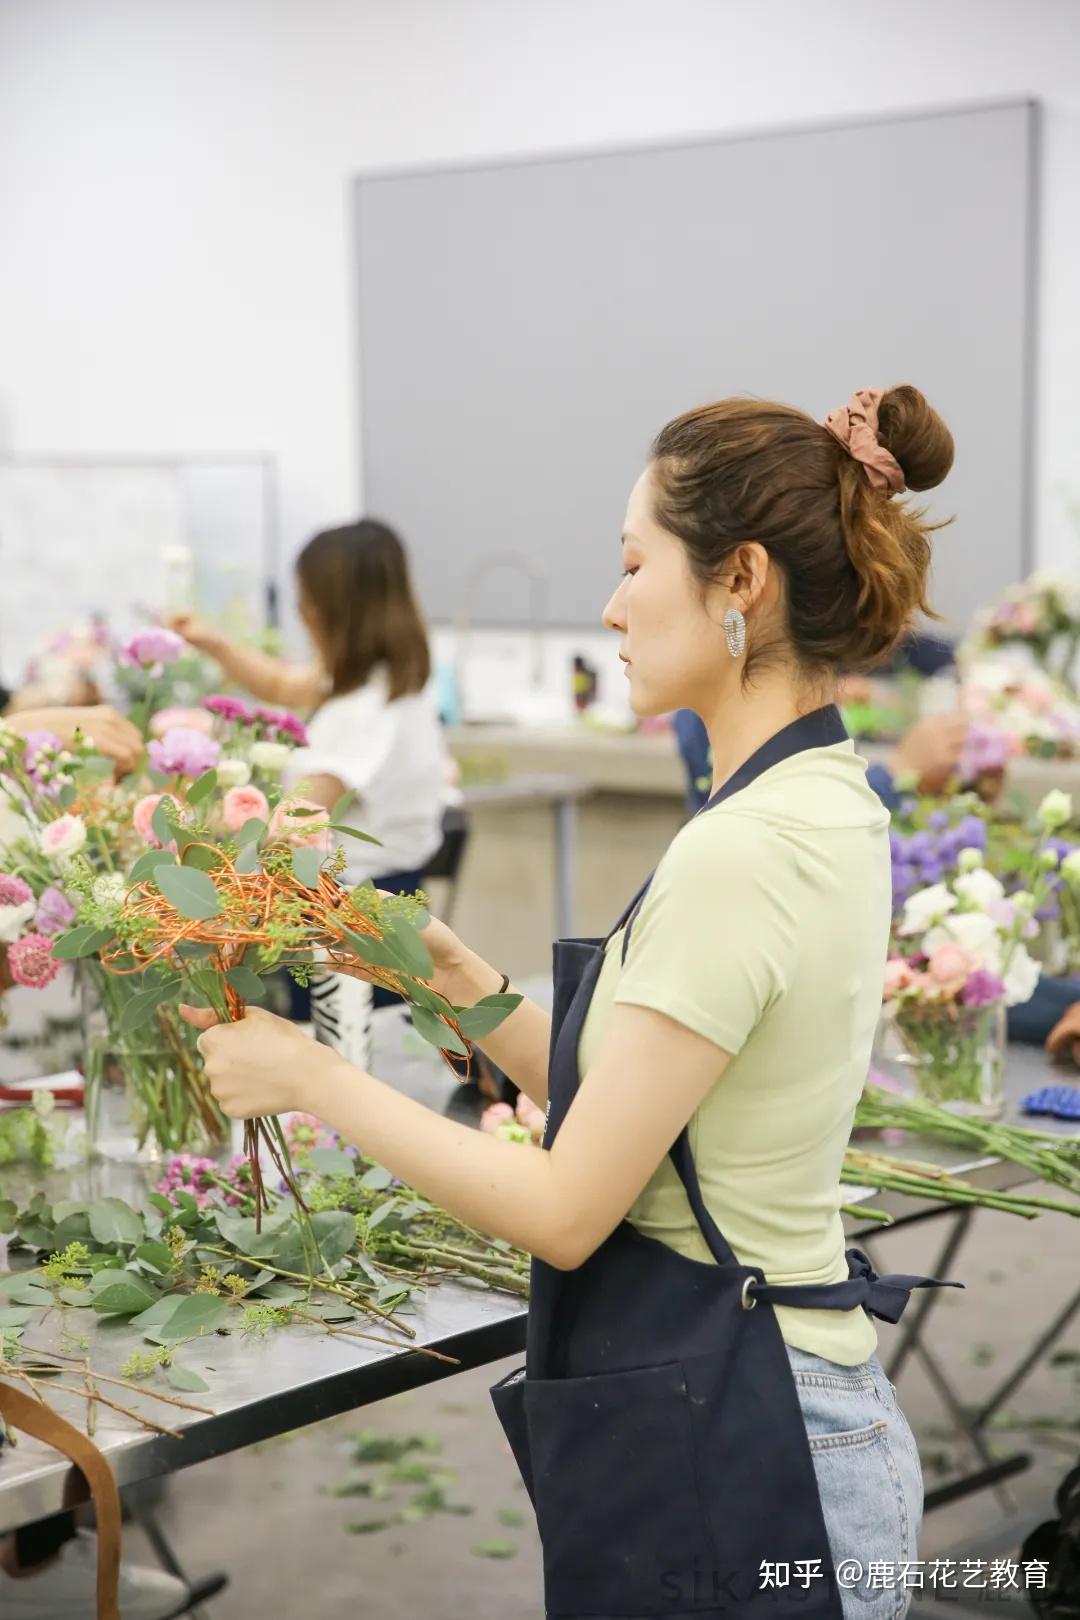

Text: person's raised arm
xmin=168 ymin=613 xmax=326 ymax=711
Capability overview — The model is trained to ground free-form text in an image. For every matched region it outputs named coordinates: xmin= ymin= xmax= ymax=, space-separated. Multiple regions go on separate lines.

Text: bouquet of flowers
xmin=957 ymin=658 xmax=1080 ymax=761
xmin=962 ymin=571 xmax=1080 ymax=689
xmin=882 ymin=840 xmax=1048 ymax=1114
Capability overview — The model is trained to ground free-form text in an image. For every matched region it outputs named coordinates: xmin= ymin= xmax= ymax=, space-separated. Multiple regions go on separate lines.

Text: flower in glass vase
xmin=884 ymin=856 xmax=1046 ymax=1117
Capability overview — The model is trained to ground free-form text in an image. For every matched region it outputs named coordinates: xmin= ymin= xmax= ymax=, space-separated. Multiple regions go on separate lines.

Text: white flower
xmin=0 ymin=899 xmax=35 ymax=943
xmin=924 ymin=912 xmax=1003 ymax=971
xmin=954 ymin=868 xmax=1005 ymax=910
xmin=1062 ymin=851 xmax=1080 ymax=887
xmin=216 ymin=757 xmax=252 ymax=789
xmin=1039 ymin=846 xmax=1061 ymax=870
xmin=92 ymin=873 xmax=127 ymax=915
xmin=250 ymin=741 xmax=290 ymax=773
xmin=897 ymin=882 xmax=956 ymax=937
xmin=0 ymin=788 xmax=30 ymax=854
xmin=1012 ymin=889 xmax=1037 ymax=914
xmin=1002 ymin=945 xmax=1041 ymax=1007
xmin=39 ymin=814 xmax=87 ymax=862
xmin=1037 ymin=790 xmax=1073 ymax=831
xmin=957 ymin=847 xmax=984 ymax=872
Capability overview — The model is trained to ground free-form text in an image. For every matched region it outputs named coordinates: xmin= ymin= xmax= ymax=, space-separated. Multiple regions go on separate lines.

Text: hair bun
xmin=877 ymin=385 xmax=954 ymax=493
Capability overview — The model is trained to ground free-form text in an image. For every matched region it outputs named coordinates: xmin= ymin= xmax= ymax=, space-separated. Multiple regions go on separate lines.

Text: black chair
xmin=420 ymin=804 xmax=470 ymax=928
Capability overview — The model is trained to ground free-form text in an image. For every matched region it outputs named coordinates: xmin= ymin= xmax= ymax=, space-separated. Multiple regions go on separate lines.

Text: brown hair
xmin=295 ymin=520 xmax=431 ymax=701
xmin=650 ymin=385 xmax=955 ymax=675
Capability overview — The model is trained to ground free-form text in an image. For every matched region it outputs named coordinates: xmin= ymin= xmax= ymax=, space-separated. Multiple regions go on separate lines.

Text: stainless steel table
xmin=0 ymin=1002 xmax=1075 ymax=1537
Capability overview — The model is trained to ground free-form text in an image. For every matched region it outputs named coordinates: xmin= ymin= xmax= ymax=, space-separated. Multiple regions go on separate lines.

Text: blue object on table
xmin=1020 ymin=1084 xmax=1080 ymax=1120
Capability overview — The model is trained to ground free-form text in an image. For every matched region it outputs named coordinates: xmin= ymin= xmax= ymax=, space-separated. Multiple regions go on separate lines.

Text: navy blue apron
xmin=491 ymin=705 xmax=961 ymax=1619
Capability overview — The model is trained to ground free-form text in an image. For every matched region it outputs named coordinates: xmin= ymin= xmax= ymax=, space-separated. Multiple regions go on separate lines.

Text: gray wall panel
xmin=355 ymin=102 xmax=1036 ymax=637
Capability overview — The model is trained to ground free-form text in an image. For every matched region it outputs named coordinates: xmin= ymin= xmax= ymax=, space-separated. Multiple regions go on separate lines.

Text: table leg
xmin=553 ymin=797 xmax=578 ymax=940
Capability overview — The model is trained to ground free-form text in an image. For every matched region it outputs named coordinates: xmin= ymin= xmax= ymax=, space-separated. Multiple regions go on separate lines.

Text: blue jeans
xmin=787 ymin=1344 xmax=924 ymax=1620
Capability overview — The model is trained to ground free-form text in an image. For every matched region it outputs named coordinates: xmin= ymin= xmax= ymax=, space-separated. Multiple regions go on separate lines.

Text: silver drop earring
xmin=723 ymin=606 xmax=747 ymax=659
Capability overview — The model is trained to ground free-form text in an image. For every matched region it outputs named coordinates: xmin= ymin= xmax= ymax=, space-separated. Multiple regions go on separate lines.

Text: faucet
xmin=454 ymin=551 xmax=549 ymax=716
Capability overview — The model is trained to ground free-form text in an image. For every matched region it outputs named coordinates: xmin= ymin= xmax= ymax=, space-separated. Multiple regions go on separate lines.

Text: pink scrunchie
xmin=823 ymin=387 xmax=905 ymax=495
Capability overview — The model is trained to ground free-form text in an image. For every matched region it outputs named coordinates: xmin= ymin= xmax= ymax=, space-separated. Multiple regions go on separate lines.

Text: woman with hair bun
xmin=183 ymin=386 xmax=959 ymax=1620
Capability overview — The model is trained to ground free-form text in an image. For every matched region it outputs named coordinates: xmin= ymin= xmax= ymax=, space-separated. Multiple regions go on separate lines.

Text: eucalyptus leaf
xmin=225 ymin=966 xmax=266 ymax=1003
xmin=253 ymin=1281 xmax=305 ymax=1303
xmin=129 ymin=849 xmax=178 ymax=884
xmin=329 ymin=824 xmax=383 ymax=846
xmin=16 ymin=1215 xmax=55 ymax=1250
xmin=235 ymin=816 xmax=267 ymax=847
xmin=270 ymin=1211 xmax=356 ymax=1275
xmin=119 ymin=983 xmax=177 ymax=1039
xmin=166 ymin=1363 xmax=210 ymax=1393
xmin=292 ymin=846 xmax=323 ymax=890
xmin=151 ymin=796 xmax=180 ymax=849
xmin=58 ymin=782 xmax=77 ymax=810
xmin=235 ymin=842 xmax=262 ymax=875
xmin=0 ymin=1199 xmax=16 ymax=1234
xmin=49 ymin=924 xmax=115 ymax=961
xmin=411 ymin=1005 xmax=469 ymax=1058
xmin=381 ymin=917 xmax=433 ymax=980
xmin=175 ymin=939 xmax=213 ymax=961
xmin=88 ymin=1198 xmax=144 ymax=1246
xmin=186 ymin=768 xmax=218 ymax=806
xmin=341 ymin=930 xmax=399 ymax=971
xmin=454 ymin=995 xmax=523 ymax=1041
xmin=130 ymin=1295 xmax=186 ymax=1333
xmin=59 ymin=1287 xmax=95 ymax=1307
xmin=330 ymin=791 xmax=354 ymax=823
xmin=52 ymin=1200 xmax=88 ymax=1224
xmin=4 ymin=1281 xmax=53 ymax=1307
xmin=154 ymin=865 xmax=223 ymax=921
xmin=359 ymin=1165 xmax=393 ymax=1192
xmin=182 ymin=843 xmax=225 ymax=872
xmin=92 ymin=1278 xmax=159 ymax=1316
xmin=307 ymin=1149 xmax=357 ymax=1179
xmin=134 ymin=1241 xmax=176 ymax=1276
xmin=0 ymin=1306 xmax=37 ymax=1329
xmin=148 ymin=1293 xmax=230 ymax=1343
xmin=52 ymin=1212 xmax=94 ymax=1249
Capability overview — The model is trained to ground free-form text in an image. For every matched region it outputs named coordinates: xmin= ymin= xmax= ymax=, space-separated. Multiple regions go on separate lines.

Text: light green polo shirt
xmin=577 ymin=739 xmax=891 ymax=1366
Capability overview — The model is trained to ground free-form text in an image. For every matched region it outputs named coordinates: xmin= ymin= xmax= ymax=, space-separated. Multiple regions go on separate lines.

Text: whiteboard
xmin=0 ymin=458 xmax=277 ymax=688
xmin=355 ymin=100 xmax=1038 ymax=636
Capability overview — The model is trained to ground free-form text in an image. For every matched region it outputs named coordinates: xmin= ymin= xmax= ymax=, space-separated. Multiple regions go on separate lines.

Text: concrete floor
xmin=121 ymin=1195 xmax=1078 ymax=1620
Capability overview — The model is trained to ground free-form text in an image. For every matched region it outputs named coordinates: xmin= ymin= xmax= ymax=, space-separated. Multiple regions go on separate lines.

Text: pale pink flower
xmin=268 ymin=800 xmax=332 ymax=851
xmin=222 ymin=784 xmax=270 ymax=833
xmin=150 ymin=706 xmax=214 ymax=738
xmin=882 ymin=958 xmax=916 ymax=998
xmin=927 ymin=943 xmax=976 ymax=994
xmin=40 ymin=814 xmax=86 ymax=861
xmin=133 ymin=793 xmax=166 ymax=847
xmin=479 ymin=1102 xmax=515 ymax=1135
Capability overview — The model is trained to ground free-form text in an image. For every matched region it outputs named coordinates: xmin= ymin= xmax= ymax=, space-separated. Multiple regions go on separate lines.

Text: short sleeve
xmin=613 ymin=811 xmax=799 ymax=1055
xmin=287 ymin=682 xmax=394 ymax=797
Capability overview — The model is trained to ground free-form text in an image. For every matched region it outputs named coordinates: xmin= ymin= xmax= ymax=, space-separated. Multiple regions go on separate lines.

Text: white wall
xmin=1 ymin=0 xmax=1078 ymax=637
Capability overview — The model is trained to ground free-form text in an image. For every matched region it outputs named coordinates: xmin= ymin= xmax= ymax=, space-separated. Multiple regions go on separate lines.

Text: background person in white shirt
xmin=171 ymin=519 xmax=449 ymax=1043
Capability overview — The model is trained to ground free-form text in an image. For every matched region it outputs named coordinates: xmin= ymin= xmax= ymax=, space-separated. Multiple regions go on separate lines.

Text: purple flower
xmin=928 ymin=809 xmax=950 ymax=831
xmin=919 ymin=857 xmax=946 ymax=885
xmin=960 ymin=970 xmax=1006 ymax=1008
xmin=202 ymin=694 xmax=254 ymax=724
xmin=120 ymin=627 xmax=186 ymax=672
xmin=905 ymin=831 xmax=933 ymax=863
xmin=35 ymin=886 xmax=77 ymax=936
xmin=148 ymin=726 xmax=222 ymax=779
xmin=955 ymin=815 xmax=988 ymax=849
xmin=959 ymin=724 xmax=1011 ymax=784
xmin=1036 ymin=900 xmax=1062 ymax=922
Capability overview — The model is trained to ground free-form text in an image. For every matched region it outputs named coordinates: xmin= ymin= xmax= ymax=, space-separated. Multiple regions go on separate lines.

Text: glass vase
xmin=80 ymin=970 xmax=230 ymax=1163
xmin=892 ymin=1000 xmax=1007 ymax=1120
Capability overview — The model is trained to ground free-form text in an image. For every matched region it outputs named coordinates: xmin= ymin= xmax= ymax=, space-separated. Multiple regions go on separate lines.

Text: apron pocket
xmin=523 ymin=1360 xmax=712 ymax=1617
xmin=490 ymin=1364 xmax=535 ymax=1504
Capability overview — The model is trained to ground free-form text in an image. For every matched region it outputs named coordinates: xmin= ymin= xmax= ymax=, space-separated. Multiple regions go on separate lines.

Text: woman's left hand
xmin=179 ymin=1004 xmax=341 ymax=1118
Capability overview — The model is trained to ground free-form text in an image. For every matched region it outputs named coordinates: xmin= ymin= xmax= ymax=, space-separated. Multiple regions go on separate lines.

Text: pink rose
xmin=927 ymin=943 xmax=975 ymax=994
xmin=133 ymin=793 xmax=166 ymax=847
xmin=268 ymin=799 xmax=332 ymax=851
xmin=479 ymin=1102 xmax=515 ymax=1135
xmin=150 ymin=706 xmax=214 ymax=738
xmin=882 ymin=958 xmax=916 ymax=998
xmin=222 ymin=784 xmax=270 ymax=833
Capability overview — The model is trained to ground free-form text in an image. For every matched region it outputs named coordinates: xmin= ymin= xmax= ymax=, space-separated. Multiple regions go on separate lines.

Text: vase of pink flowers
xmin=882 ymin=851 xmax=1045 ymax=1119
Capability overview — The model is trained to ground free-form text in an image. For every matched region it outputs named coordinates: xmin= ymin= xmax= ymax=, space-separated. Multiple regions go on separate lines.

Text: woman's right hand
xmin=330 ymin=892 xmax=481 ymax=1004
xmin=167 ymin=612 xmax=223 ymax=655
